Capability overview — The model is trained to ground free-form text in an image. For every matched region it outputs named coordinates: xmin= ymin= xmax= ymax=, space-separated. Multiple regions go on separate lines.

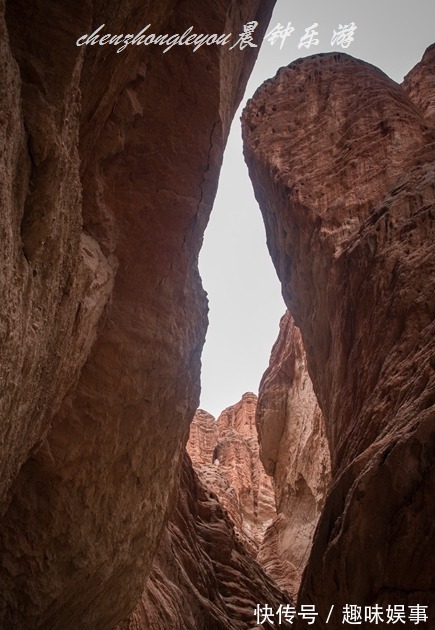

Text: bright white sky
xmin=199 ymin=0 xmax=434 ymax=417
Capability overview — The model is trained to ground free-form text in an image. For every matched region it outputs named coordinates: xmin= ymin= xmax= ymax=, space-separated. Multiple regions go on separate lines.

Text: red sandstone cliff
xmin=256 ymin=311 xmax=331 ymax=600
xmin=187 ymin=393 xmax=276 ymax=554
xmin=188 ymin=409 xmax=219 ymax=466
xmin=0 ymin=1 xmax=276 ymax=627
xmin=121 ymin=394 xmax=293 ymax=629
xmin=119 ymin=453 xmax=293 ymax=630
xmin=243 ymin=46 xmax=435 ymax=627
xmin=187 ymin=360 xmax=330 ymax=604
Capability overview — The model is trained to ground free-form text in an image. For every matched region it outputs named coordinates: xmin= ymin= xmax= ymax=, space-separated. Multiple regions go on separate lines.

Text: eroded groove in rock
xmin=402 ymin=43 xmax=435 ymax=126
xmin=243 ymin=49 xmax=435 ymax=625
xmin=0 ymin=0 xmax=115 ymax=518
xmin=0 ymin=1 xmax=276 ymax=627
xmin=256 ymin=311 xmax=331 ymax=600
xmin=119 ymin=453 xmax=293 ymax=630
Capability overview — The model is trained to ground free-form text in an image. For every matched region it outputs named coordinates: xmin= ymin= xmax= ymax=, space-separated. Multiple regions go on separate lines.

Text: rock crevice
xmin=256 ymin=311 xmax=331 ymax=600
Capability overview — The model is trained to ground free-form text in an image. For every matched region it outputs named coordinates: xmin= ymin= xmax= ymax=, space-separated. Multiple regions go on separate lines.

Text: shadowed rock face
xmin=256 ymin=311 xmax=331 ymax=600
xmin=119 ymin=453 xmax=293 ymax=630
xmin=243 ymin=47 xmax=435 ymax=626
xmin=0 ymin=0 xmax=276 ymax=627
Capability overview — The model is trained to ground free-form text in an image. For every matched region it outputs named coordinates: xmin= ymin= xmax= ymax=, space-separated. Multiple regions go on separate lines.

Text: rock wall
xmin=0 ymin=1 xmax=276 ymax=627
xmin=187 ymin=393 xmax=276 ymax=554
xmin=119 ymin=453 xmax=293 ymax=630
xmin=187 ymin=409 xmax=219 ymax=466
xmin=243 ymin=46 xmax=435 ymax=626
xmin=256 ymin=311 xmax=331 ymax=600
xmin=121 ymin=393 xmax=293 ymax=629
xmin=215 ymin=393 xmax=277 ymax=548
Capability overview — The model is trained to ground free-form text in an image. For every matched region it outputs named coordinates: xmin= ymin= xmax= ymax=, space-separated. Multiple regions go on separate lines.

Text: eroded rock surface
xmin=187 ymin=409 xmax=219 ymax=466
xmin=187 ymin=393 xmax=276 ymax=554
xmin=119 ymin=453 xmax=292 ymax=630
xmin=243 ymin=48 xmax=435 ymax=626
xmin=256 ymin=311 xmax=331 ymax=600
xmin=0 ymin=1 xmax=276 ymax=627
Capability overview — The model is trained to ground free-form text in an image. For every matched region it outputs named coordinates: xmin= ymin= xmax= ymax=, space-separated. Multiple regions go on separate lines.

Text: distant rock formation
xmin=187 ymin=360 xmax=330 ymax=604
xmin=256 ymin=311 xmax=331 ymax=600
xmin=187 ymin=409 xmax=219 ymax=466
xmin=243 ymin=46 xmax=435 ymax=626
xmin=187 ymin=393 xmax=276 ymax=554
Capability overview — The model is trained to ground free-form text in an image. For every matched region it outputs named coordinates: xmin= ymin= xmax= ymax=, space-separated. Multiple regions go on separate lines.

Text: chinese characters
xmin=254 ymin=603 xmax=428 ymax=626
xmin=264 ymin=20 xmax=357 ymax=50
xmin=331 ymin=22 xmax=357 ymax=49
xmin=230 ymin=20 xmax=258 ymax=50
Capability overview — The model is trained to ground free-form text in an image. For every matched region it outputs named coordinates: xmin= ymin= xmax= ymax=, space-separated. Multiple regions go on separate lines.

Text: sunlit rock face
xmin=188 ymin=344 xmax=331 ymax=603
xmin=256 ymin=311 xmax=331 ymax=600
xmin=243 ymin=47 xmax=435 ymax=626
xmin=187 ymin=409 xmax=219 ymax=466
xmin=187 ymin=393 xmax=276 ymax=555
xmin=0 ymin=0 xmax=276 ymax=627
xmin=118 ymin=453 xmax=293 ymax=630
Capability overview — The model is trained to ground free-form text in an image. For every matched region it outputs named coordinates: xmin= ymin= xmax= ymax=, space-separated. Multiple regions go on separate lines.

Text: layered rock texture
xmin=121 ymin=394 xmax=295 ymax=628
xmin=0 ymin=1 xmax=276 ymax=627
xmin=119 ymin=452 xmax=292 ymax=630
xmin=187 ymin=393 xmax=276 ymax=554
xmin=256 ymin=311 xmax=331 ymax=600
xmin=243 ymin=46 xmax=435 ymax=627
xmin=187 ymin=408 xmax=219 ymax=466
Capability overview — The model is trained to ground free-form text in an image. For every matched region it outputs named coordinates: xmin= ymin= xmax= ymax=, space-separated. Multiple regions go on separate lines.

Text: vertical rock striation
xmin=187 ymin=409 xmax=219 ymax=466
xmin=256 ymin=311 xmax=331 ymax=600
xmin=119 ymin=453 xmax=293 ymax=630
xmin=243 ymin=47 xmax=435 ymax=625
xmin=0 ymin=1 xmax=276 ymax=627
xmin=215 ymin=393 xmax=277 ymax=548
xmin=187 ymin=393 xmax=276 ymax=554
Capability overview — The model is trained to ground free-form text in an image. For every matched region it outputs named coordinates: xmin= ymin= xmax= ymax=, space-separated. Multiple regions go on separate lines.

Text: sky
xmin=198 ymin=0 xmax=434 ymax=418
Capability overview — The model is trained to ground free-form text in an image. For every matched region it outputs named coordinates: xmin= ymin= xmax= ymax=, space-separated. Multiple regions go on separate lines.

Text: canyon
xmin=0 ymin=0 xmax=434 ymax=627
xmin=120 ymin=393 xmax=293 ymax=629
xmin=121 ymin=384 xmax=328 ymax=629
